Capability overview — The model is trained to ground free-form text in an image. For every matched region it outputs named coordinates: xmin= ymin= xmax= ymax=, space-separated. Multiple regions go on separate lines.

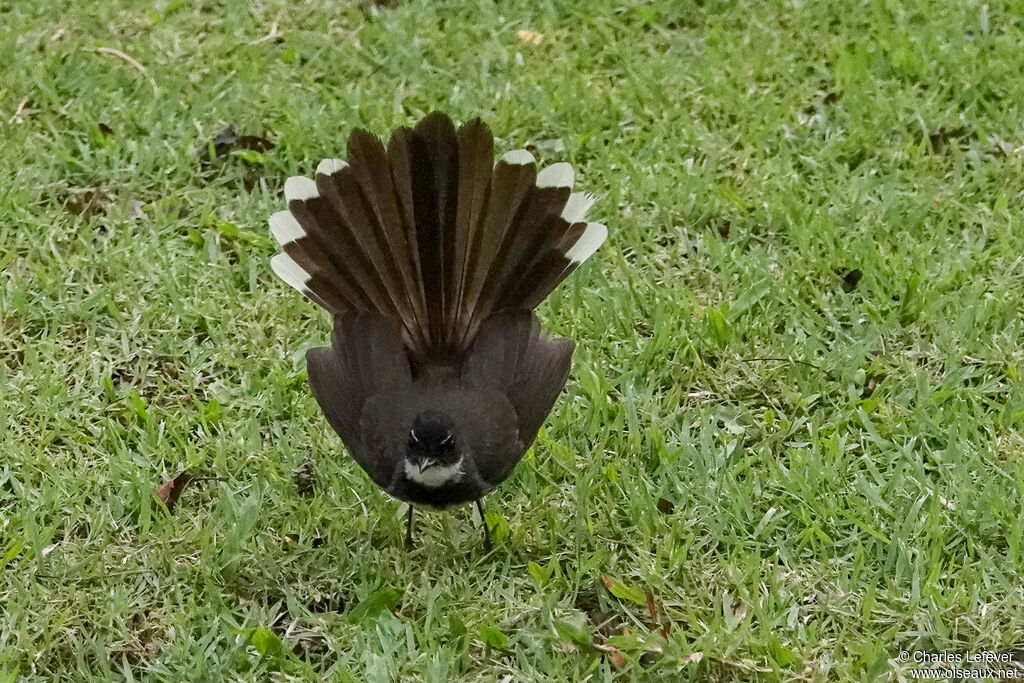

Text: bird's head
xmin=403 ymin=410 xmax=464 ymax=487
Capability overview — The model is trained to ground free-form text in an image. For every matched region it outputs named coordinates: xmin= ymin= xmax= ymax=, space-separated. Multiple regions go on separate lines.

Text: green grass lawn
xmin=3 ymin=0 xmax=1024 ymax=679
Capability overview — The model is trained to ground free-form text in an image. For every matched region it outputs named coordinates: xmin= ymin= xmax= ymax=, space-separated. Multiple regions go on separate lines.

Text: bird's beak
xmin=418 ymin=459 xmax=435 ymax=473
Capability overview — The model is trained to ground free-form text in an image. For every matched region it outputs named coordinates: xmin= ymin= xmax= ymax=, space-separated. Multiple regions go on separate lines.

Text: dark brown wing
xmin=461 ymin=311 xmax=574 ymax=484
xmin=305 ymin=312 xmax=411 ymax=488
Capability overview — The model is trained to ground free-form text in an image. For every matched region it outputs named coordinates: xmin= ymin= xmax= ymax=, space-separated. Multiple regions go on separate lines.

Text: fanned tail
xmin=268 ymin=112 xmax=607 ymax=360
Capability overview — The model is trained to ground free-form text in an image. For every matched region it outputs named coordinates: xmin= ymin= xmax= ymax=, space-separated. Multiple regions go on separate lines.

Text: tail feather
xmin=515 ymin=221 xmax=608 ymax=310
xmin=561 ymin=192 xmax=599 ymax=223
xmin=270 ymin=208 xmax=367 ymax=310
xmin=386 ymin=126 xmax=431 ymax=349
xmin=456 ymin=151 xmax=537 ymax=346
xmin=313 ymin=159 xmax=406 ymax=316
xmin=345 ymin=131 xmax=429 ymax=347
xmin=286 ymin=173 xmax=391 ymax=313
xmin=408 ymin=113 xmax=459 ymax=349
xmin=450 ymin=120 xmax=494 ymax=342
xmin=475 ymin=187 xmax=569 ymax=338
xmin=268 ymin=112 xmax=607 ymax=360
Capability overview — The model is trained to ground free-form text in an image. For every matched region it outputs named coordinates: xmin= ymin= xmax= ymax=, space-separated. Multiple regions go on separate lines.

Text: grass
xmin=2 ymin=0 xmax=1024 ymax=679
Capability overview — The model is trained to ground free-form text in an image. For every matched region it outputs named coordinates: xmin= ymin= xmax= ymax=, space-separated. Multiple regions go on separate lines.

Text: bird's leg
xmin=405 ymin=506 xmax=415 ymax=549
xmin=476 ymin=499 xmax=492 ymax=551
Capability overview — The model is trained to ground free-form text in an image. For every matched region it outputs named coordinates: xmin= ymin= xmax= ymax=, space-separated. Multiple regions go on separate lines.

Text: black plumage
xmin=268 ymin=112 xmax=606 ymax=543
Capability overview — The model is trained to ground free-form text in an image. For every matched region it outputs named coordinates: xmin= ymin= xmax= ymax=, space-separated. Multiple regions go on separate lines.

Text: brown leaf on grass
xmin=595 ymin=640 xmax=626 ymax=668
xmin=208 ymin=124 xmax=241 ymax=154
xmin=65 ymin=190 xmax=108 ymax=219
xmin=731 ymin=598 xmax=748 ymax=621
xmin=839 ymin=268 xmax=862 ymax=292
xmin=862 ymin=374 xmax=884 ymax=398
xmin=656 ymin=497 xmax=675 ymax=515
xmin=199 ymin=124 xmax=275 ymax=164
xmin=155 ymin=471 xmax=194 ymax=511
xmin=292 ymin=456 xmax=317 ymax=496
xmin=645 ymin=587 xmax=672 ymax=637
xmin=645 ymin=588 xmax=658 ymax=622
xmin=98 ymin=122 xmax=114 ymax=137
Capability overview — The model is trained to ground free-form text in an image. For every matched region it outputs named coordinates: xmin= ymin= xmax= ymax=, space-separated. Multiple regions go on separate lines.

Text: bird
xmin=267 ymin=112 xmax=607 ymax=548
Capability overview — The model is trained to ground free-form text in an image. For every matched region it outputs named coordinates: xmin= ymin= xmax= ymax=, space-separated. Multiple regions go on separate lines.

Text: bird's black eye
xmin=440 ymin=432 xmax=453 ymax=451
xmin=408 ymin=430 xmax=421 ymax=448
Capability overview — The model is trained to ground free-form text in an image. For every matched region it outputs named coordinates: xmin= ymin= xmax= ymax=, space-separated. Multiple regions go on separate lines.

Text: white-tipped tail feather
xmin=500 ymin=149 xmax=536 ymax=166
xmin=270 ymin=253 xmax=311 ymax=294
xmin=566 ymin=223 xmax=607 ymax=265
xmin=269 ymin=210 xmax=305 ymax=246
xmin=316 ymin=158 xmax=348 ymax=176
xmin=284 ymin=176 xmax=319 ymax=202
xmin=536 ymin=162 xmax=574 ymax=189
xmin=267 ymin=114 xmax=607 ymax=353
xmin=561 ymin=192 xmax=598 ymax=223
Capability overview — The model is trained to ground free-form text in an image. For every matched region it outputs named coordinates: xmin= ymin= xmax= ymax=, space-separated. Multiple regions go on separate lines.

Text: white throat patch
xmin=404 ymin=458 xmax=464 ymax=488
